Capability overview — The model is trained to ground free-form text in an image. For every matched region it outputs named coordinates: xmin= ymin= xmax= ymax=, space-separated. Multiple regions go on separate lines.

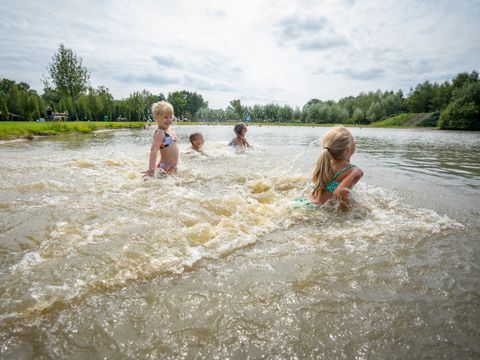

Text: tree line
xmin=0 ymin=44 xmax=478 ymax=130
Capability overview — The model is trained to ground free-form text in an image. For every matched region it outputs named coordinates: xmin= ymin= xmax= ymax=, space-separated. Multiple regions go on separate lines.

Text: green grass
xmin=0 ymin=121 xmax=146 ymax=140
xmin=177 ymin=121 xmax=354 ymax=127
xmin=0 ymin=115 xmax=437 ymax=141
xmin=370 ymin=113 xmax=435 ymax=128
xmin=370 ymin=114 xmax=415 ymax=127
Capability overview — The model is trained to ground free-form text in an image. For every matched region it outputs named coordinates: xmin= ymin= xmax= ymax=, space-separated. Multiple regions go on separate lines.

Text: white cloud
xmin=0 ymin=0 xmax=479 ymax=108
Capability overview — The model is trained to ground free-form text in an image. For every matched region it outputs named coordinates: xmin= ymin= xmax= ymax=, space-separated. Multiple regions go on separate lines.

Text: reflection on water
xmin=358 ymin=134 xmax=480 ymax=182
xmin=0 ymin=126 xmax=479 ymax=359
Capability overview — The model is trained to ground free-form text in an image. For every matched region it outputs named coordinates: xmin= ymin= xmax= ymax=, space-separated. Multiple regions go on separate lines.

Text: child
xmin=187 ymin=132 xmax=208 ymax=156
xmin=310 ymin=126 xmax=363 ymax=211
xmin=229 ymin=122 xmax=251 ymax=149
xmin=142 ymin=101 xmax=179 ymax=178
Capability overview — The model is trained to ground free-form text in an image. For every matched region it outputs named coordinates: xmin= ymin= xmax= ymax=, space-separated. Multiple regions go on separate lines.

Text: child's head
xmin=322 ymin=126 xmax=354 ymax=160
xmin=233 ymin=122 xmax=248 ymax=136
xmin=151 ymin=101 xmax=174 ymax=128
xmin=312 ymin=126 xmax=355 ymax=195
xmin=189 ymin=132 xmax=204 ymax=149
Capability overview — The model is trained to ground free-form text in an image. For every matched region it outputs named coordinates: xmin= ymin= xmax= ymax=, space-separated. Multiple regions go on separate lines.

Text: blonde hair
xmin=151 ymin=101 xmax=174 ymax=119
xmin=312 ymin=126 xmax=353 ymax=196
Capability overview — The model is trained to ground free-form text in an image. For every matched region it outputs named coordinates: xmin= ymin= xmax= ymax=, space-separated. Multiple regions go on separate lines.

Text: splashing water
xmin=0 ymin=126 xmax=478 ymax=359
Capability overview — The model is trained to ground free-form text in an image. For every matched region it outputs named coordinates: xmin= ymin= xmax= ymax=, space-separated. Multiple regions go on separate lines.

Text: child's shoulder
xmin=153 ymin=128 xmax=166 ymax=139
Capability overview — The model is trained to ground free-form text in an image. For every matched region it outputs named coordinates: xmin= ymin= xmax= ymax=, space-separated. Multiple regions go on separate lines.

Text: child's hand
xmin=141 ymin=170 xmax=154 ymax=179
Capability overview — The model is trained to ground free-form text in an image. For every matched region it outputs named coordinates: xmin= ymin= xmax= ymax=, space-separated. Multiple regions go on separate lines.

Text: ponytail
xmin=311 ymin=126 xmax=353 ymax=196
xmin=312 ymin=148 xmax=335 ymax=196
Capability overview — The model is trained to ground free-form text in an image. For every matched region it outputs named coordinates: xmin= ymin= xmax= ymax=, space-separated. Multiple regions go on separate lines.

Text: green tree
xmin=306 ymin=103 xmax=328 ymax=123
xmin=351 ymin=108 xmax=365 ymax=124
xmin=229 ymin=99 xmax=245 ymax=120
xmin=381 ymin=94 xmax=403 ymax=117
xmin=278 ymin=105 xmax=294 ymax=122
xmin=251 ymin=105 xmax=265 ymax=122
xmin=366 ymin=102 xmax=384 ymax=122
xmin=126 ymin=91 xmax=147 ymax=121
xmin=292 ymin=107 xmax=302 ymax=122
xmin=451 ymin=71 xmax=479 ymax=89
xmin=167 ymin=91 xmax=188 ymax=119
xmin=7 ymin=85 xmax=21 ymax=115
xmin=41 ymin=86 xmax=62 ymax=111
xmin=303 ymin=98 xmax=322 ymax=111
xmin=328 ymin=104 xmax=348 ymax=123
xmin=25 ymin=94 xmax=41 ymax=120
xmin=439 ymin=81 xmax=480 ymax=130
xmin=185 ymin=91 xmax=207 ymax=119
xmin=0 ymin=96 xmax=8 ymax=121
xmin=263 ymin=103 xmax=279 ymax=122
xmin=45 ymin=44 xmax=90 ymax=120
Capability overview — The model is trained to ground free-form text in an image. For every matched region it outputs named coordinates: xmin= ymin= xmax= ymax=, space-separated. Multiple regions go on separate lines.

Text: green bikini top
xmin=325 ymin=165 xmax=356 ymax=193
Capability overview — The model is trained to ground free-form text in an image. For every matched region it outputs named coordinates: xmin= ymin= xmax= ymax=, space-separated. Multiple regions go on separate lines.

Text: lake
xmin=0 ymin=125 xmax=479 ymax=359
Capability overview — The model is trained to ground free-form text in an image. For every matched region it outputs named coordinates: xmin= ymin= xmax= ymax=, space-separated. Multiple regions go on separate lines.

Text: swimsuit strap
xmin=331 ymin=165 xmax=356 ymax=181
xmin=154 ymin=129 xmax=175 ymax=138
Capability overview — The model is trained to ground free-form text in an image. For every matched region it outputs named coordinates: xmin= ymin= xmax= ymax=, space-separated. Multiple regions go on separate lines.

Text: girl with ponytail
xmin=310 ymin=126 xmax=363 ymax=211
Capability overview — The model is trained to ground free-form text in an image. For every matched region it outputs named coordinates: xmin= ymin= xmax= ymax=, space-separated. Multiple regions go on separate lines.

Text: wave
xmin=0 ymin=160 xmax=463 ymax=323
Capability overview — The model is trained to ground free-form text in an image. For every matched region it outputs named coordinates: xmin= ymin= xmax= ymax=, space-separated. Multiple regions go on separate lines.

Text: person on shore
xmin=142 ymin=101 xmax=179 ymax=178
xmin=229 ymin=122 xmax=251 ymax=149
xmin=187 ymin=132 xmax=208 ymax=156
xmin=46 ymin=106 xmax=53 ymax=121
xmin=309 ymin=126 xmax=363 ymax=211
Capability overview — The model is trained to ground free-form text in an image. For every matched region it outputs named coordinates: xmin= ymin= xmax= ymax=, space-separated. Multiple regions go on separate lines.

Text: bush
xmin=438 ymin=82 xmax=480 ymax=130
xmin=417 ymin=111 xmax=440 ymax=127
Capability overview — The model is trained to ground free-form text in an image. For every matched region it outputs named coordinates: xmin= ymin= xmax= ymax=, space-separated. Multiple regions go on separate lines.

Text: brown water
xmin=0 ymin=126 xmax=479 ymax=359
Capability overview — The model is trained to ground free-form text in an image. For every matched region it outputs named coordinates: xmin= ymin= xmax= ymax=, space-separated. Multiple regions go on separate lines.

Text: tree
xmin=278 ymin=105 xmax=294 ymax=122
xmin=451 ymin=71 xmax=479 ymax=89
xmin=229 ymin=99 xmax=245 ymax=120
xmin=0 ymin=97 xmax=8 ymax=121
xmin=251 ymin=105 xmax=265 ymax=122
xmin=7 ymin=85 xmax=20 ymax=115
xmin=45 ymin=44 xmax=90 ymax=120
xmin=167 ymin=91 xmax=188 ymax=119
xmin=263 ymin=103 xmax=279 ymax=122
xmin=302 ymin=98 xmax=322 ymax=112
xmin=306 ymin=103 xmax=328 ymax=123
xmin=165 ymin=90 xmax=206 ymax=120
xmin=328 ymin=104 xmax=348 ymax=123
xmin=185 ymin=91 xmax=207 ymax=119
xmin=439 ymin=81 xmax=480 ymax=130
xmin=126 ymin=91 xmax=147 ymax=121
xmin=25 ymin=94 xmax=40 ymax=120
xmin=292 ymin=107 xmax=302 ymax=122
xmin=366 ymin=102 xmax=384 ymax=122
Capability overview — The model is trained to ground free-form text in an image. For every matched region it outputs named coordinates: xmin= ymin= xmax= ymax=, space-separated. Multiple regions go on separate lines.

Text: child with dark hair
xmin=229 ymin=122 xmax=250 ymax=149
xmin=187 ymin=132 xmax=207 ymax=156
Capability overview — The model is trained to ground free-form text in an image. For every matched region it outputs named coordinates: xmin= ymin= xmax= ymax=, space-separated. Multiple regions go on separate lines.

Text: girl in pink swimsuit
xmin=142 ymin=101 xmax=179 ymax=178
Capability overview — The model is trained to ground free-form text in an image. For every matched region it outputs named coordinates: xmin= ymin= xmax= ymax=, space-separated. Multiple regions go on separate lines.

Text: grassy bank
xmin=370 ymin=113 xmax=435 ymax=128
xmin=0 ymin=121 xmax=361 ymax=140
xmin=0 ymin=115 xmax=437 ymax=141
xmin=0 ymin=121 xmax=146 ymax=140
xmin=178 ymin=121 xmax=348 ymax=127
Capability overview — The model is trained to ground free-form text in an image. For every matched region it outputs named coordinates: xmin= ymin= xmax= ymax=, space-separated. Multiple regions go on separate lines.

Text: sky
xmin=1 ymin=0 xmax=479 ymax=109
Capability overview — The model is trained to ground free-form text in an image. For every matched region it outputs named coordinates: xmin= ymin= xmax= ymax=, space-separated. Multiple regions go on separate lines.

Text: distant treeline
xmin=1 ymin=71 xmax=478 ymax=130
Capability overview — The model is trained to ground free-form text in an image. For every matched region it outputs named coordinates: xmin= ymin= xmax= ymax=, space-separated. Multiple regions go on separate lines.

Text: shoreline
xmin=0 ymin=121 xmax=440 ymax=142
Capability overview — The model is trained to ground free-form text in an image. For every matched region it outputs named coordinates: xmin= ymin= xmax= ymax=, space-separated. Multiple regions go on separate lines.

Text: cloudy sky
xmin=1 ymin=0 xmax=479 ymax=108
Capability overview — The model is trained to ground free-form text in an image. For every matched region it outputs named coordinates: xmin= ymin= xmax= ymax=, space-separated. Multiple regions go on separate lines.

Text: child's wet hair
xmin=189 ymin=132 xmax=203 ymax=144
xmin=312 ymin=126 xmax=354 ymax=196
xmin=234 ymin=122 xmax=247 ymax=135
xmin=151 ymin=101 xmax=174 ymax=119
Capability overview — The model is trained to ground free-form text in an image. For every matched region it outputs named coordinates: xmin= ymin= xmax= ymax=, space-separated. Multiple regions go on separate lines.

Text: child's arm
xmin=333 ymin=167 xmax=364 ymax=211
xmin=144 ymin=131 xmax=164 ymax=177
